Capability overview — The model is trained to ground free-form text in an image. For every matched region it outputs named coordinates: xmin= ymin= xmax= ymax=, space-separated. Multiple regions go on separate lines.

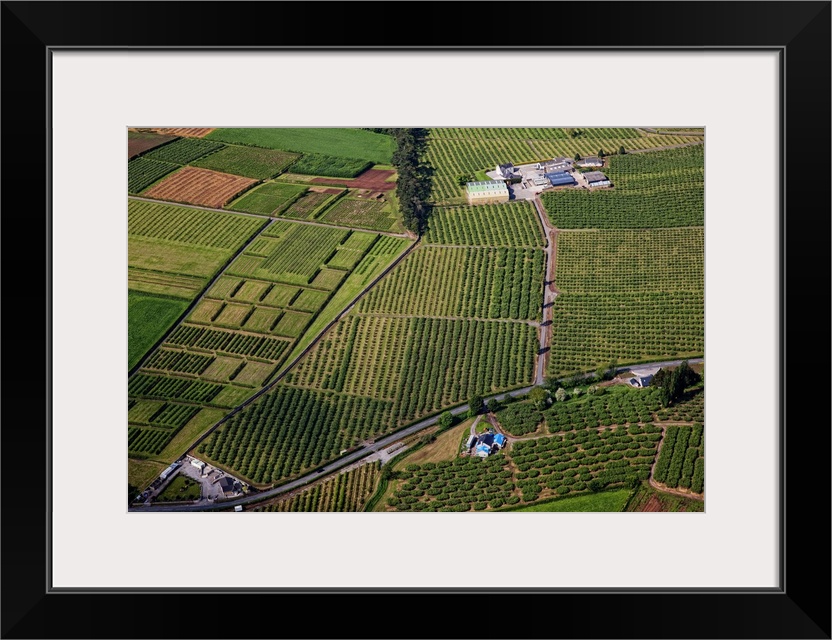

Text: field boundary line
xmin=128 ymin=195 xmax=411 ymax=238
xmin=179 ymin=237 xmax=420 ymax=458
xmin=128 ymin=218 xmax=273 ymax=378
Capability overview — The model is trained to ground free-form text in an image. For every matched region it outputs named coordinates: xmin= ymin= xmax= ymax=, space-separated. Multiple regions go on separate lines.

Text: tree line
xmin=365 ymin=128 xmax=433 ymax=235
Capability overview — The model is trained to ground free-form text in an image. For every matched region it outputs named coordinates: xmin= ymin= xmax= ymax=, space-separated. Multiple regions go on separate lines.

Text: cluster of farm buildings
xmin=466 ymin=156 xmax=611 ymax=204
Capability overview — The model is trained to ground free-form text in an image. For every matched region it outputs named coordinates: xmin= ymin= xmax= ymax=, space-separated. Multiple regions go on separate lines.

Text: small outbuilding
xmin=493 ymin=434 xmax=507 ymax=449
xmin=584 ymin=171 xmax=611 ymax=187
xmin=578 ymin=156 xmax=603 ymax=168
xmin=475 ymin=443 xmax=492 ymax=458
xmin=628 ymin=367 xmax=662 ymax=388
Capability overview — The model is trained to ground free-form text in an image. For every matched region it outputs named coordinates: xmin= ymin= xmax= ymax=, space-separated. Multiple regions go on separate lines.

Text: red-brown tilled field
xmin=128 ymin=132 xmax=177 ymax=159
xmin=149 ymin=128 xmax=216 ymax=138
xmin=144 ymin=167 xmax=256 ymax=208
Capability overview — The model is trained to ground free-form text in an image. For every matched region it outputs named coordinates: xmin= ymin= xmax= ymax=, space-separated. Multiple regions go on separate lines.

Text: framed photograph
xmin=3 ymin=1 xmax=829 ymax=638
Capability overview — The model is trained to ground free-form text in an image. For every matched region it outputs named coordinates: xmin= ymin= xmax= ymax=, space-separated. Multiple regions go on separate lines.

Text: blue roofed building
xmin=475 ymin=443 xmax=492 ymax=458
xmin=493 ymin=433 xmax=507 ymax=448
xmin=545 ymin=171 xmax=576 ymax=187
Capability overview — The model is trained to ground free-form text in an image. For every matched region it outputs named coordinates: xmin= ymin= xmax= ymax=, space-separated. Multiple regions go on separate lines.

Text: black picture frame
xmin=2 ymin=2 xmax=829 ymax=638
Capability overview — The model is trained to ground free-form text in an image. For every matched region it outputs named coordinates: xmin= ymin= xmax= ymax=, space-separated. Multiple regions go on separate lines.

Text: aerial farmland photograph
xmin=127 ymin=127 xmax=705 ymax=514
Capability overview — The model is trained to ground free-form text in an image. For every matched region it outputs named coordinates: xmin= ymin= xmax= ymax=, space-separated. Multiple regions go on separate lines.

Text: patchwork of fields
xmin=197 ymin=201 xmax=543 ymax=485
xmin=128 ymin=206 xmax=411 ymax=465
xmin=127 ymin=127 xmax=704 ymax=511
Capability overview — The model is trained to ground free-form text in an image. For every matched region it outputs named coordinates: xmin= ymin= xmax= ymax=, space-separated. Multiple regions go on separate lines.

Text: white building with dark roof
xmin=584 ymin=171 xmax=611 ymax=187
xmin=578 ymin=156 xmax=604 ymax=168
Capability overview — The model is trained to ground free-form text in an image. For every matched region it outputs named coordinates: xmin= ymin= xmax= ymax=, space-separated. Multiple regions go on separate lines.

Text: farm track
xmin=532 ymin=195 xmax=557 ymax=385
xmin=128 ymin=196 xmax=412 ymax=238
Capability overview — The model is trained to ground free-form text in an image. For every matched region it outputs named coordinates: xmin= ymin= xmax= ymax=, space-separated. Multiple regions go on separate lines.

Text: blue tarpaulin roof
xmin=494 ymin=434 xmax=507 ymax=446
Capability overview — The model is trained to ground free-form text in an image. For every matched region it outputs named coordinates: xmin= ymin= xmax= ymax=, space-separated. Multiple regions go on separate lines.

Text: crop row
xmin=164 ymin=324 xmax=291 ymax=362
xmin=656 ymin=388 xmax=704 ymax=422
xmin=547 ymin=291 xmax=704 ymax=377
xmin=128 ymin=200 xmax=265 ymax=249
xmin=319 ymin=198 xmax=392 ymax=231
xmin=357 ymin=246 xmax=544 ymax=320
xmin=144 ymin=348 xmax=214 ymax=375
xmin=127 ymin=427 xmax=171 ymax=456
xmin=422 ymin=201 xmax=543 ymax=248
xmin=259 ymin=225 xmax=350 ymax=280
xmin=127 ymin=158 xmax=178 ymax=193
xmin=556 ymin=228 xmax=704 ymax=294
xmin=388 ymin=423 xmax=662 ymax=511
xmin=541 ymin=145 xmax=704 ymax=229
xmin=288 ymin=152 xmax=371 ymax=178
xmin=191 ymin=145 xmax=300 ymax=180
xmin=226 ymin=182 xmax=308 ymax=216
xmin=127 ymin=373 xmax=223 ymax=403
xmin=653 ymin=424 xmax=704 ymax=493
xmin=144 ymin=166 xmax=257 ymax=209
xmin=199 ymin=386 xmax=395 ymax=485
xmin=392 ymin=317 xmax=536 ymax=422
xmin=145 ymin=137 xmax=225 ymax=165
xmin=254 ymin=462 xmax=381 ymax=512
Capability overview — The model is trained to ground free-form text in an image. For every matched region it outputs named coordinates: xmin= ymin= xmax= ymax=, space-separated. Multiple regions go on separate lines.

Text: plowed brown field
xmin=144 ymin=167 xmax=256 ymax=208
xmin=128 ymin=132 xmax=177 ymax=159
xmin=149 ymin=128 xmax=216 ymax=138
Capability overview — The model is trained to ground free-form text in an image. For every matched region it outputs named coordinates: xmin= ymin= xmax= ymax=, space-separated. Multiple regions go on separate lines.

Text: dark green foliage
xmin=289 ymin=153 xmax=371 ymax=178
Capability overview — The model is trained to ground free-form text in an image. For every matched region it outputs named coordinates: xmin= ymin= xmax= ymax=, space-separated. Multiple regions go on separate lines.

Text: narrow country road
xmin=531 ymin=195 xmax=557 ymax=385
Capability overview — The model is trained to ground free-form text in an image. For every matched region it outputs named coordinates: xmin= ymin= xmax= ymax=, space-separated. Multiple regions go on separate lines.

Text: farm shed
xmin=465 ymin=435 xmax=477 ymax=449
xmin=545 ymin=171 xmax=576 ymax=187
xmin=628 ymin=366 xmax=662 ymax=388
xmin=466 ymin=181 xmax=510 ymax=204
xmin=493 ymin=434 xmax=507 ymax=448
xmin=532 ymin=175 xmax=550 ymax=186
xmin=475 ymin=443 xmax=492 ymax=458
xmin=190 ymin=458 xmax=206 ymax=471
xmin=578 ymin=156 xmax=603 ymax=168
xmin=583 ymin=171 xmax=611 ymax=187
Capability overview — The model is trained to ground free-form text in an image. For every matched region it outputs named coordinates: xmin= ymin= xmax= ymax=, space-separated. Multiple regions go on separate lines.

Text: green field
xmin=423 ymin=201 xmax=543 ymax=247
xmin=191 ymin=145 xmax=299 ymax=180
xmin=128 ymin=158 xmax=179 ymax=193
xmin=502 ymin=488 xmax=632 ymax=512
xmin=318 ymin=196 xmax=399 ymax=232
xmin=252 ymin=462 xmax=381 ymax=512
xmin=357 ymin=245 xmax=545 ymax=321
xmin=549 ymin=228 xmax=704 ymax=377
xmin=206 ymin=128 xmax=395 ymax=164
xmin=128 ymin=290 xmax=188 ymax=370
xmin=127 ymin=200 xmax=266 ymax=299
xmin=145 ymin=137 xmax=224 ymax=165
xmin=384 ymin=423 xmax=660 ymax=511
xmin=226 ymin=182 xmax=307 ymax=215
xmin=289 ymin=152 xmax=371 ymax=178
xmin=653 ymin=424 xmax=704 ymax=493
xmin=541 ymin=145 xmax=704 ymax=229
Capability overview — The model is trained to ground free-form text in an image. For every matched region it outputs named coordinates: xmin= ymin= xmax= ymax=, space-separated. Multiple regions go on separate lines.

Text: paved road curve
xmin=129 ymin=357 xmax=702 ymax=512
